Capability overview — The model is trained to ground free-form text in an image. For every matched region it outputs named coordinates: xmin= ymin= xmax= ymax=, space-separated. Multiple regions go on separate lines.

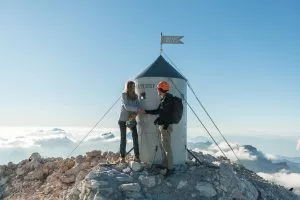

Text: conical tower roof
xmin=135 ymin=55 xmax=186 ymax=80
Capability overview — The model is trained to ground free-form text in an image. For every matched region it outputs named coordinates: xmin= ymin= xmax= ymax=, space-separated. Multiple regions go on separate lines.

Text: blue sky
xmin=0 ymin=1 xmax=299 ymax=136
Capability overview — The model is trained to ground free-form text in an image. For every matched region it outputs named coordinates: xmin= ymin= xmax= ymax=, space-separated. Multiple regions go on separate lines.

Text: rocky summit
xmin=0 ymin=150 xmax=299 ymax=200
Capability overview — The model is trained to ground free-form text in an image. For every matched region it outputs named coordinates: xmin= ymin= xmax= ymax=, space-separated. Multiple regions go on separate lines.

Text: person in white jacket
xmin=118 ymin=80 xmax=143 ymax=163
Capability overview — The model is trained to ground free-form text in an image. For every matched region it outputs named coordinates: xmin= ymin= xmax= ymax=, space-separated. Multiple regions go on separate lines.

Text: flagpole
xmin=160 ymin=32 xmax=163 ymax=55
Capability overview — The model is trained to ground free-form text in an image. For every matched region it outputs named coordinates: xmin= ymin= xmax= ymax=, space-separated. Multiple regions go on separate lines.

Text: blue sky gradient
xmin=0 ymin=1 xmax=299 ymax=137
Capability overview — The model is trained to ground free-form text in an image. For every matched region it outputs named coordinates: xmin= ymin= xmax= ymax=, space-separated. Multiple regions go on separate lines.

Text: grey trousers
xmin=159 ymin=125 xmax=173 ymax=170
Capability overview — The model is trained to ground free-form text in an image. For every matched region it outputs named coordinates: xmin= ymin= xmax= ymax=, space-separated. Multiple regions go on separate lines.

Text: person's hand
xmin=154 ymin=117 xmax=160 ymax=125
xmin=128 ymin=113 xmax=137 ymax=120
xmin=137 ymin=108 xmax=145 ymax=114
xmin=163 ymin=124 xmax=169 ymax=130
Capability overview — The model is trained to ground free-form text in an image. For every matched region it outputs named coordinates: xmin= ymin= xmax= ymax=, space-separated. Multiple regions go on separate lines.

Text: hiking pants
xmin=118 ymin=120 xmax=139 ymax=158
xmin=159 ymin=125 xmax=173 ymax=170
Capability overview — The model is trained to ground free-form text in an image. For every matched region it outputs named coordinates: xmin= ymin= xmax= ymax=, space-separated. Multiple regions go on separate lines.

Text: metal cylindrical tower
xmin=135 ymin=55 xmax=187 ymax=165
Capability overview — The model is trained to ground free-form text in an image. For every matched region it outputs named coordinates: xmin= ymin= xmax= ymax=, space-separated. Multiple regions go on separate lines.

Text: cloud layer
xmin=258 ymin=171 xmax=300 ymax=195
xmin=0 ymin=127 xmax=121 ymax=165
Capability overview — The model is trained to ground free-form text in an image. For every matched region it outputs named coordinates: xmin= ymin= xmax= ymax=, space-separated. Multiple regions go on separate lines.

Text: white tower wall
xmin=135 ymin=77 xmax=187 ymax=165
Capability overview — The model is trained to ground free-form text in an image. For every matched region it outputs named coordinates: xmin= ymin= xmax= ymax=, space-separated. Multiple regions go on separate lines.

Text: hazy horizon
xmin=0 ymin=126 xmax=299 ymax=163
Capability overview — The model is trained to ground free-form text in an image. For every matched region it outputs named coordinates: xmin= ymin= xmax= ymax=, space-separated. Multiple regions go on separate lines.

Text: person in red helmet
xmin=144 ymin=81 xmax=174 ymax=176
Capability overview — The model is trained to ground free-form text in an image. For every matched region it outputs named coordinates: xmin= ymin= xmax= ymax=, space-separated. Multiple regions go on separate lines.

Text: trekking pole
xmin=151 ymin=127 xmax=161 ymax=167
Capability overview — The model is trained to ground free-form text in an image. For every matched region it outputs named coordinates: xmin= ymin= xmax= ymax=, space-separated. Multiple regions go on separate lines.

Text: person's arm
xmin=145 ymin=106 xmax=160 ymax=115
xmin=160 ymin=95 xmax=174 ymax=129
xmin=121 ymin=93 xmax=138 ymax=112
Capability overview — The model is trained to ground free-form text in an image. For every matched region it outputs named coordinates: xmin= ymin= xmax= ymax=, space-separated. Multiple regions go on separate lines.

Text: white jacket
xmin=119 ymin=92 xmax=140 ymax=122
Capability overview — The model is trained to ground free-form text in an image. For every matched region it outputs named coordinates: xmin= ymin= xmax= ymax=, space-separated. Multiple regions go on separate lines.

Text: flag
xmin=161 ymin=35 xmax=184 ymax=44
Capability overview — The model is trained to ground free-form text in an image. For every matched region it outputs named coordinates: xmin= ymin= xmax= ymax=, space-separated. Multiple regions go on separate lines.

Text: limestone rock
xmin=86 ymin=150 xmax=102 ymax=158
xmin=60 ymin=174 xmax=76 ymax=184
xmin=0 ymin=177 xmax=8 ymax=187
xmin=195 ymin=182 xmax=217 ymax=198
xmin=129 ymin=161 xmax=142 ymax=172
xmin=120 ymin=183 xmax=141 ymax=192
xmin=138 ymin=175 xmax=156 ymax=188
xmin=0 ymin=149 xmax=298 ymax=200
xmin=29 ymin=152 xmax=42 ymax=162
xmin=177 ymin=180 xmax=188 ymax=189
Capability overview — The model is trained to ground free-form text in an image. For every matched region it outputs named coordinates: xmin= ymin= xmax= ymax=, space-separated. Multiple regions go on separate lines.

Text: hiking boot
xmin=119 ymin=157 xmax=126 ymax=163
xmin=164 ymin=168 xmax=174 ymax=177
xmin=134 ymin=156 xmax=140 ymax=163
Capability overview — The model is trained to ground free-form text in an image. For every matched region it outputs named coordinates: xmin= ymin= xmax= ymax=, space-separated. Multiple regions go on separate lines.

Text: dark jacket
xmin=145 ymin=93 xmax=173 ymax=129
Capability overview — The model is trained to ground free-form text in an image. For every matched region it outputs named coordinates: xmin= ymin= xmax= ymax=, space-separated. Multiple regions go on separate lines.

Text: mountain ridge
xmin=0 ymin=149 xmax=299 ymax=200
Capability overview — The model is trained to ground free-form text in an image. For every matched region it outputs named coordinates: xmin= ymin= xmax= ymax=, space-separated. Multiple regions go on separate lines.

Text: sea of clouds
xmin=0 ymin=126 xmax=300 ymax=195
xmin=0 ymin=127 xmax=121 ymax=165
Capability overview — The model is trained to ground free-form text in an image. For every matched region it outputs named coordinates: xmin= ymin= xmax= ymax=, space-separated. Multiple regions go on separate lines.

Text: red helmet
xmin=157 ymin=81 xmax=169 ymax=91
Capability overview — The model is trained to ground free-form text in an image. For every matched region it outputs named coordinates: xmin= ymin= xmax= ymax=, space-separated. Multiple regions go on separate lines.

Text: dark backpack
xmin=171 ymin=96 xmax=183 ymax=124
